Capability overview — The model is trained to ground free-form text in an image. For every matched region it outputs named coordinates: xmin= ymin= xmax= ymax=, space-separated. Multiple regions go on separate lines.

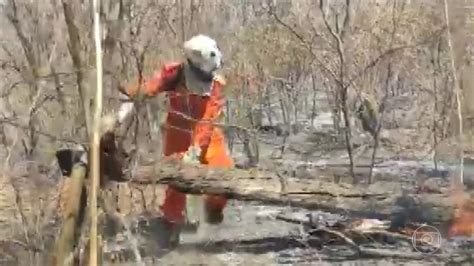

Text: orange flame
xmin=448 ymin=191 xmax=474 ymax=237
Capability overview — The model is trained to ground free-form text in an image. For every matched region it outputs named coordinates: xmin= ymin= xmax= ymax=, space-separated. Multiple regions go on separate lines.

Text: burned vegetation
xmin=0 ymin=0 xmax=473 ymax=265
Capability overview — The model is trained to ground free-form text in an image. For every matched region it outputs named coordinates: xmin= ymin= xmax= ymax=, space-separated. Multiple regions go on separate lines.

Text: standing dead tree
xmin=2 ymin=0 xmax=59 ymax=157
xmin=443 ymin=0 xmax=464 ymax=187
xmin=318 ymin=0 xmax=356 ymax=181
xmin=269 ymin=0 xmax=448 ymax=184
xmin=367 ymin=1 xmax=402 ymax=183
xmin=60 ymin=0 xmax=92 ymax=137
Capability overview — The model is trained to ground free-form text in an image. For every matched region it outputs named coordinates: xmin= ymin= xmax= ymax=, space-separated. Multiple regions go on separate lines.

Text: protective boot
xmin=203 ymin=195 xmax=227 ymax=224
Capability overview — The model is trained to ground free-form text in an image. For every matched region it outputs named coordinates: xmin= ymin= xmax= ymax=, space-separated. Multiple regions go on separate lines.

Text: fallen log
xmin=56 ymin=122 xmax=468 ymax=234
xmin=104 ymin=157 xmax=463 ymax=228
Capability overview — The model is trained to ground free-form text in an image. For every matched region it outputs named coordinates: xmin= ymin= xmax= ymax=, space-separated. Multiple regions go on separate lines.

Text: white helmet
xmin=183 ymin=34 xmax=222 ymax=74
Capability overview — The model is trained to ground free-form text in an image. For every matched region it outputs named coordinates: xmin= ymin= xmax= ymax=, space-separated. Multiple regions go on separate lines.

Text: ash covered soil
xmin=152 ymin=202 xmax=312 ymax=265
xmin=143 ymin=203 xmax=422 ymax=266
xmin=101 ymin=119 xmax=473 ymax=265
xmin=108 ymin=200 xmax=467 ymax=266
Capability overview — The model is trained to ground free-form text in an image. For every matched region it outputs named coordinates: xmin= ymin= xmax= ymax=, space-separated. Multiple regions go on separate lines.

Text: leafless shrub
xmin=0 ymin=0 xmax=472 ymax=263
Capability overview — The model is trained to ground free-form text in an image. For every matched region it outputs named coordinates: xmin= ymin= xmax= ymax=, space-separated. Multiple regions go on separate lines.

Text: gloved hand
xmin=182 ymin=145 xmax=202 ymax=165
xmin=114 ymin=91 xmax=137 ymax=129
xmin=98 ymin=95 xmax=134 ymax=136
xmin=97 ymin=94 xmax=136 ymax=141
xmin=100 ymin=113 xmax=119 ymax=135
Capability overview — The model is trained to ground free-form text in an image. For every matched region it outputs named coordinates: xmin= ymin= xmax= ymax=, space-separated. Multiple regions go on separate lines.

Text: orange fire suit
xmin=124 ymin=62 xmax=233 ymax=225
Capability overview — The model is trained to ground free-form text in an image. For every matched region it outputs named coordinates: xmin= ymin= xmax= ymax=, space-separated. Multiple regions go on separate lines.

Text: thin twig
xmin=0 ymin=118 xmax=81 ymax=144
xmin=310 ymin=227 xmax=361 ymax=254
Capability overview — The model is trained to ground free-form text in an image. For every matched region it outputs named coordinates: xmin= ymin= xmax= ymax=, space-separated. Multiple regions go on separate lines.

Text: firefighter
xmin=116 ymin=34 xmax=233 ymax=247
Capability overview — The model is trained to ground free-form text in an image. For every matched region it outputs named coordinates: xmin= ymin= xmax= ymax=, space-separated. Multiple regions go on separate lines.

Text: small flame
xmin=448 ymin=191 xmax=474 ymax=237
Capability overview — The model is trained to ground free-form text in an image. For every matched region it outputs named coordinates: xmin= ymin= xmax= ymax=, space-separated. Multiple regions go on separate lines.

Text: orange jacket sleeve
xmin=124 ymin=62 xmax=182 ymax=98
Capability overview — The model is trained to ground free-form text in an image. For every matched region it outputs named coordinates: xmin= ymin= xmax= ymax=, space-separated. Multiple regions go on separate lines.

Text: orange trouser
xmin=159 ymin=119 xmax=233 ymax=225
